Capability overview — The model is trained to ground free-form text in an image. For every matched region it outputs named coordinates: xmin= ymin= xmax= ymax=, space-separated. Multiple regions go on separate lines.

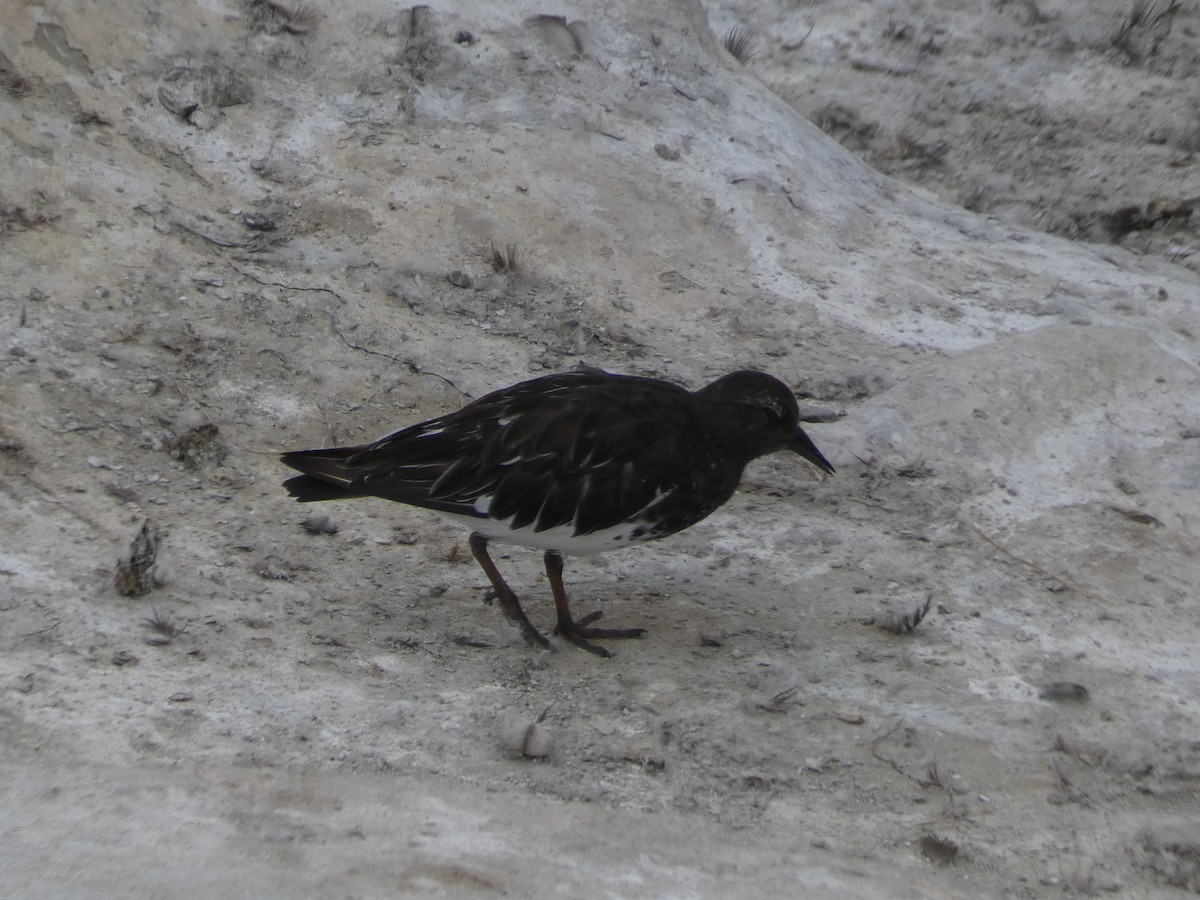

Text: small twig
xmin=228 ymin=262 xmax=346 ymax=303
xmin=968 ymin=521 xmax=1102 ymax=602
xmin=870 ymin=722 xmax=944 ymax=789
xmin=870 ymin=720 xmax=960 ymax=816
xmin=870 ymin=720 xmax=923 ymax=783
xmin=224 ymin=260 xmax=473 ymax=401
xmin=19 ymin=620 xmax=62 ymax=639
xmin=782 ymin=23 xmax=816 ymax=51
xmin=845 ymin=497 xmax=904 ymax=514
xmin=171 ymin=220 xmax=247 ymax=248
xmin=324 ymin=311 xmax=470 ymax=398
xmin=756 ymin=685 xmax=800 ymax=713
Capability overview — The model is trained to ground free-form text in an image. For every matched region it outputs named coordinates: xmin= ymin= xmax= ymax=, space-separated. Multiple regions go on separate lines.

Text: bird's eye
xmin=759 ymin=404 xmax=784 ymax=425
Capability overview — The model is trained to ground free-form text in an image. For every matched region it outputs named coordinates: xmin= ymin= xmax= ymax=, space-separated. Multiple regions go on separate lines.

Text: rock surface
xmin=2 ymin=0 xmax=1198 ymax=896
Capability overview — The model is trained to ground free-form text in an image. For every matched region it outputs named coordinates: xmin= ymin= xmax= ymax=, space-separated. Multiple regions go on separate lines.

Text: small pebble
xmin=242 ymin=212 xmax=276 ymax=231
xmin=302 ymin=513 xmax=339 ymax=535
xmin=1039 ymin=682 xmax=1090 ymax=703
xmin=502 ymin=720 xmax=553 ymax=758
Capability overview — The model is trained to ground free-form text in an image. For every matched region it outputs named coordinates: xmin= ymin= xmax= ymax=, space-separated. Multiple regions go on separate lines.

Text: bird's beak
xmin=790 ymin=429 xmax=835 ymax=475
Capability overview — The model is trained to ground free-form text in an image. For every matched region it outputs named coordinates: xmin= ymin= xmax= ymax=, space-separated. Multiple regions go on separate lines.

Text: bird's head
xmin=697 ymin=371 xmax=835 ymax=475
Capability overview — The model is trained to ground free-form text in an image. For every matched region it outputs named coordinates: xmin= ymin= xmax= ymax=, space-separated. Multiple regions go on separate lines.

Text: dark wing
xmin=282 ymin=371 xmax=697 ymax=536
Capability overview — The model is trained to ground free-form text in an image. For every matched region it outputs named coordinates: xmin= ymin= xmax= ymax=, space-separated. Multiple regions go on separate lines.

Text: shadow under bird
xmin=281 ymin=369 xmax=834 ymax=657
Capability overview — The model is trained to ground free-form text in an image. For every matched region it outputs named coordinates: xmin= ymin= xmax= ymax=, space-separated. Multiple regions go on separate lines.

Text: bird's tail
xmin=281 ymin=447 xmax=369 ymax=501
xmin=282 ymin=474 xmax=359 ymax=502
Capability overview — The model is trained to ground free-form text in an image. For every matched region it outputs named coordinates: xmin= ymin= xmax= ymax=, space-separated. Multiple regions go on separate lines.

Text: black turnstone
xmin=282 ymin=369 xmax=834 ymax=657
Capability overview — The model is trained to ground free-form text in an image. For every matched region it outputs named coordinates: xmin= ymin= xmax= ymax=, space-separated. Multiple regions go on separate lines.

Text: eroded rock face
xmin=1 ymin=0 xmax=1198 ymax=896
xmin=158 ymin=64 xmax=253 ymax=129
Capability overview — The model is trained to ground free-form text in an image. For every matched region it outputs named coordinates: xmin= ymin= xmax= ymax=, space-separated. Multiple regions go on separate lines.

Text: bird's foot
xmin=518 ymin=623 xmax=552 ymax=650
xmin=554 ymin=610 xmax=647 ymax=658
xmin=484 ymin=587 xmax=551 ymax=650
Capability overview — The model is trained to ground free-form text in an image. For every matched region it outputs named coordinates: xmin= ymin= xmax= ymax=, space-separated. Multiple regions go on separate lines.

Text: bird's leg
xmin=468 ymin=534 xmax=549 ymax=650
xmin=544 ymin=551 xmax=646 ymax=658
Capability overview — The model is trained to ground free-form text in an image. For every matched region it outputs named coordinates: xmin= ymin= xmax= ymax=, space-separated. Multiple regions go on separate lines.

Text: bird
xmin=281 ymin=369 xmax=834 ymax=657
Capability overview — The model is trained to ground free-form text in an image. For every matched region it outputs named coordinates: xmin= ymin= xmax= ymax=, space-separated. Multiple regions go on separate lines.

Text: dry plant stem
xmin=968 ymin=521 xmax=1104 ymax=603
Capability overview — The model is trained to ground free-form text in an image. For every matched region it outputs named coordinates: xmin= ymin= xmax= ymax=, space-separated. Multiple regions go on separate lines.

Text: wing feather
xmin=283 ymin=371 xmax=698 ymax=533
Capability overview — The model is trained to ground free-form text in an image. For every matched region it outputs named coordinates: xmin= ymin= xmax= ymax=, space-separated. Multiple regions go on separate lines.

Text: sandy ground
xmin=2 ymin=0 xmax=1199 ymax=896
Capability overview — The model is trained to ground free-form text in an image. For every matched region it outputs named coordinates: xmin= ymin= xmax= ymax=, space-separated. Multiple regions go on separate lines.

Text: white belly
xmin=436 ymin=511 xmax=653 ymax=556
